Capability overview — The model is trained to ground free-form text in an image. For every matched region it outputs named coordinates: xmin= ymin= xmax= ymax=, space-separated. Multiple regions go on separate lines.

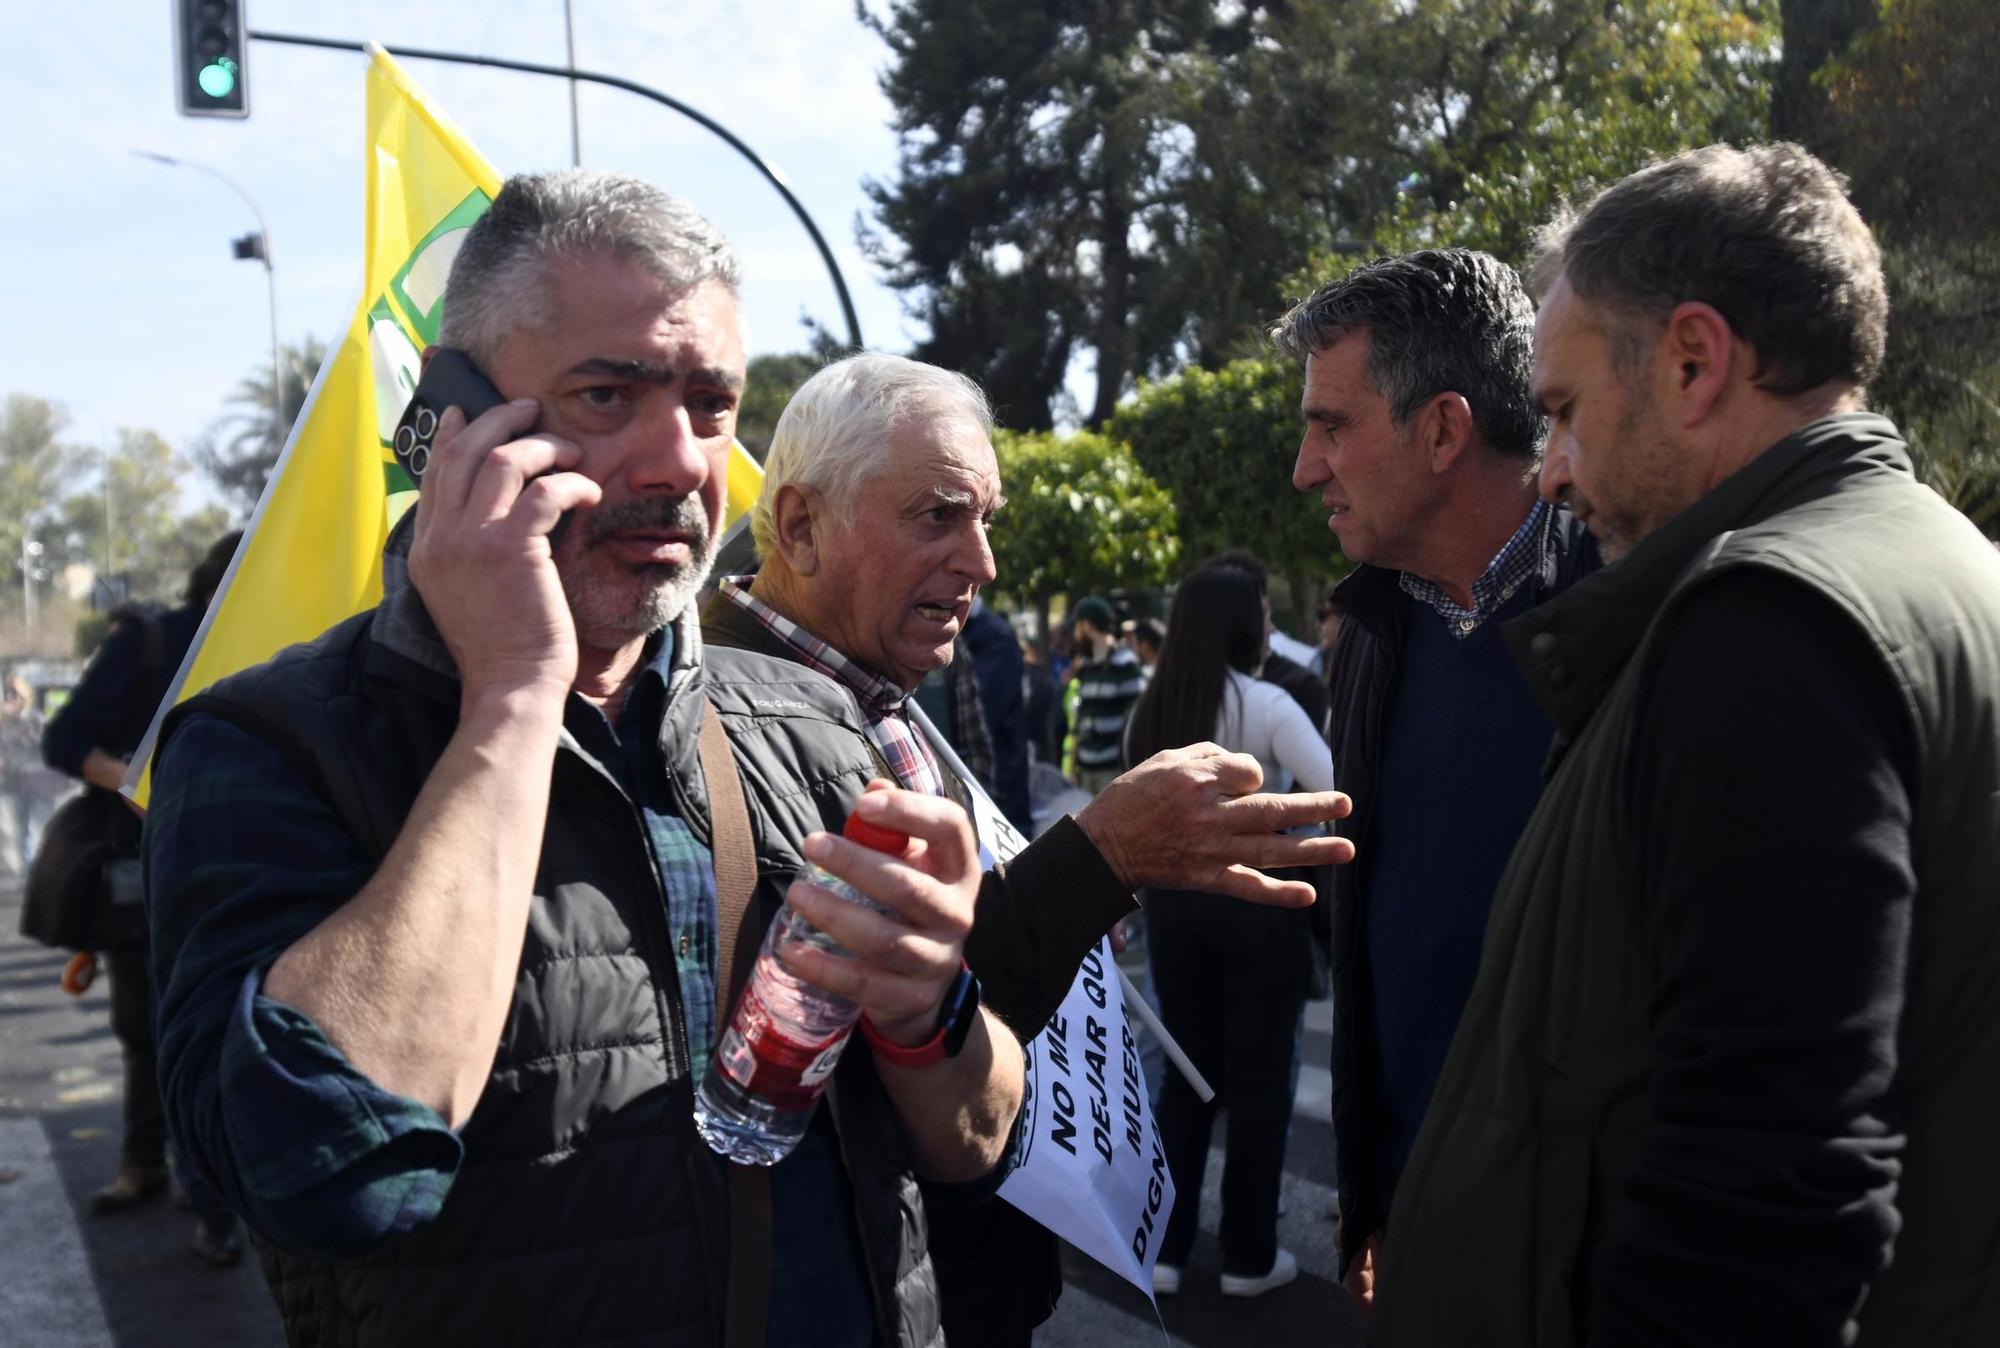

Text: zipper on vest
xmin=620 ymin=787 xmax=696 ymax=1081
xmin=554 ymin=733 xmax=698 ymax=1081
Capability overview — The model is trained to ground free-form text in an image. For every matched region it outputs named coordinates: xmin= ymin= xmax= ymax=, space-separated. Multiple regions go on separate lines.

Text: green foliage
xmin=55 ymin=431 xmax=228 ymax=604
xmin=860 ymin=0 xmax=1234 ymax=429
xmin=1817 ymin=0 xmax=2000 ymax=532
xmin=738 ymin=350 xmax=830 ymax=460
xmin=1821 ymin=0 xmax=1995 ymax=250
xmin=193 ymin=335 xmax=329 ymax=514
xmin=865 ymin=0 xmax=1779 ymax=433
xmin=1282 ymin=0 xmax=1776 ymax=290
xmin=1 ymin=395 xmax=83 ymax=586
xmin=1107 ymin=358 xmax=1337 ymax=590
xmin=988 ymin=429 xmax=1179 ymax=604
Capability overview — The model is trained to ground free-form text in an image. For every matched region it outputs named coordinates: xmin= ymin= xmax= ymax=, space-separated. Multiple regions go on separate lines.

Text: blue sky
xmin=0 ymin=1 xmax=916 ymax=486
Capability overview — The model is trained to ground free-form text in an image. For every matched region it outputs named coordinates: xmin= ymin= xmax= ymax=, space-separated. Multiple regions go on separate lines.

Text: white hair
xmin=752 ymin=352 xmax=994 ymax=559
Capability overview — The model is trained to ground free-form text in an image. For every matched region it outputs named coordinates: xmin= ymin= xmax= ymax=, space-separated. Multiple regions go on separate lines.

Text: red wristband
xmin=858 ymin=1011 xmax=950 ymax=1070
xmin=858 ymin=960 xmax=975 ymax=1070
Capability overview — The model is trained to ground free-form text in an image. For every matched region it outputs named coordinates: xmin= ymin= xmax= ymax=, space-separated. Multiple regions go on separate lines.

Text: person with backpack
xmin=41 ymin=530 xmax=241 ymax=1266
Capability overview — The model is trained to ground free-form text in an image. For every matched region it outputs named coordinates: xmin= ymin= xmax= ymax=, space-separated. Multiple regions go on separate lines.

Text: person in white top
xmin=1217 ymin=665 xmax=1334 ymax=795
xmin=1122 ymin=565 xmax=1335 ymax=1299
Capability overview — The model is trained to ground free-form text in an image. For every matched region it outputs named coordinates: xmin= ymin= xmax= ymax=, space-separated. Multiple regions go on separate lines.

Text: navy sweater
xmin=1363 ymin=583 xmax=1551 ymax=1197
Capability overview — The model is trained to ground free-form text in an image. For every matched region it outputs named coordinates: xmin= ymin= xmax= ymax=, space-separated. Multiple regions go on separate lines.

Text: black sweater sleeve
xmin=1591 ymin=569 xmax=1913 ymax=1346
xmin=965 ymin=815 xmax=1137 ymax=1041
xmin=42 ymin=614 xmax=149 ymax=777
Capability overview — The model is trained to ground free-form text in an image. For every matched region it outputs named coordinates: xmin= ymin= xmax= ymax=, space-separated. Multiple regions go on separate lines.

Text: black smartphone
xmin=391 ymin=347 xmax=508 ymax=484
xmin=392 ymin=349 xmax=572 ymax=545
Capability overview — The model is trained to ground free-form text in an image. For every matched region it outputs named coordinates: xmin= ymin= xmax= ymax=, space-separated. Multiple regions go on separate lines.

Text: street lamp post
xmin=21 ymin=537 xmax=43 ymax=632
xmin=132 ymin=149 xmax=285 ymax=452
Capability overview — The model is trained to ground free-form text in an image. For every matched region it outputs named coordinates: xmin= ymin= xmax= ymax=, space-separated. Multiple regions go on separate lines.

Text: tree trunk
xmin=1286 ymin=570 xmax=1318 ymax=646
xmin=1089 ymin=123 xmax=1136 ymax=430
xmin=1772 ymin=0 xmax=1881 ymax=147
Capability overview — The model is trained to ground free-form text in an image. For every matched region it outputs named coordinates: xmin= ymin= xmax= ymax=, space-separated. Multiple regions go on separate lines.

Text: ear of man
xmin=1422 ymin=391 xmax=1479 ymax=477
xmin=1660 ymin=301 xmax=1738 ymax=428
xmin=770 ymin=482 xmax=826 ymax=578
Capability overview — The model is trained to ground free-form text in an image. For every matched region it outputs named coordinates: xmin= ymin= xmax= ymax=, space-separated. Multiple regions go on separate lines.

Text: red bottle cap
xmin=842 ymin=810 xmax=910 ymax=855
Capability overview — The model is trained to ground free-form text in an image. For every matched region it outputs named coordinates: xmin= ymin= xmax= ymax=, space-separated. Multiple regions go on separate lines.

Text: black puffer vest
xmin=160 ymin=555 xmax=939 ymax=1346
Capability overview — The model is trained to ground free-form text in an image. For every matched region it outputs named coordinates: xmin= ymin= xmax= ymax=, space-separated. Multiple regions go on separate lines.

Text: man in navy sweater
xmin=1271 ymin=250 xmax=1598 ymax=1306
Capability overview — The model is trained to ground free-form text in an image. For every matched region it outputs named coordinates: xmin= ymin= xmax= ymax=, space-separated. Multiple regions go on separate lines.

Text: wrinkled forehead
xmin=872 ymin=412 xmax=1002 ymax=496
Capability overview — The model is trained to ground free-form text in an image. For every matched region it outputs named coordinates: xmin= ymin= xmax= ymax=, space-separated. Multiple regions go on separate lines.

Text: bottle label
xmin=717 ymin=976 xmax=852 ymax=1111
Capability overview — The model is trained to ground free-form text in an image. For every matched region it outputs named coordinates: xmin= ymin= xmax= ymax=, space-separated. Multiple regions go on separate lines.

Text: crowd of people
xmin=16 ymin=137 xmax=1999 ymax=1348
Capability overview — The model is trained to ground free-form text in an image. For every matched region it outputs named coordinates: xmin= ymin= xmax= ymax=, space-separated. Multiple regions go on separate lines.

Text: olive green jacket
xmin=1374 ymin=414 xmax=2000 ymax=1346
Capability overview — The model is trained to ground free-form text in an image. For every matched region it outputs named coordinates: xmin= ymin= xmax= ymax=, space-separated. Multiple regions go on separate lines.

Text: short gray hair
xmin=439 ymin=169 xmax=741 ymax=367
xmin=752 ymin=353 xmax=994 ymax=559
xmin=1527 ymin=143 xmax=1887 ymax=396
xmin=1269 ymin=249 xmax=1545 ymax=460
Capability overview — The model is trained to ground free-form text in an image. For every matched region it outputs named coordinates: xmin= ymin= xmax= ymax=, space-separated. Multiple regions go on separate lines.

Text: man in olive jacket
xmin=1374 ymin=144 xmax=2000 ymax=1347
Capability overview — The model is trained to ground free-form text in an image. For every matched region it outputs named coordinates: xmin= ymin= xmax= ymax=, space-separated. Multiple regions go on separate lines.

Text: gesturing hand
xmin=1077 ymin=742 xmax=1355 ymax=905
xmin=779 ymin=783 xmax=979 ymax=1048
xmin=406 ymin=400 xmax=602 ymax=703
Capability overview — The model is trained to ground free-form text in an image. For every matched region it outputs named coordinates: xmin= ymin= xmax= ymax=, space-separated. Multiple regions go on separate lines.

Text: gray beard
xmin=561 ymin=494 xmax=717 ymax=646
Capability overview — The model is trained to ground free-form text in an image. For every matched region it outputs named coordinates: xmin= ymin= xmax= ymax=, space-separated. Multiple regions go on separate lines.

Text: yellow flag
xmin=127 ymin=45 xmax=762 ymax=805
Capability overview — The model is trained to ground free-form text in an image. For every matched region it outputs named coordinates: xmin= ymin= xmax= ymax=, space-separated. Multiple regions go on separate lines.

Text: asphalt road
xmin=0 ymin=876 xmax=1363 ymax=1347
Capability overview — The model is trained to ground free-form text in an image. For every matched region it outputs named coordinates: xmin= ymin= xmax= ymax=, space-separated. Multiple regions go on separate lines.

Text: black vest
xmin=167 ymin=597 xmax=941 ymax=1346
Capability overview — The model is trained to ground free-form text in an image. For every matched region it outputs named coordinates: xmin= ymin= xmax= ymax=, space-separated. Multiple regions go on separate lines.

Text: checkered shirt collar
xmin=716 ymin=575 xmax=913 ymax=715
xmin=716 ymin=576 xmax=950 ymax=798
xmin=1399 ymin=497 xmax=1557 ymax=636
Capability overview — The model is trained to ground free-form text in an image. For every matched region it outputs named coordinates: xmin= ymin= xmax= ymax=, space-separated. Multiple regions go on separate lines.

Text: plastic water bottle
xmin=694 ymin=810 xmax=911 ymax=1165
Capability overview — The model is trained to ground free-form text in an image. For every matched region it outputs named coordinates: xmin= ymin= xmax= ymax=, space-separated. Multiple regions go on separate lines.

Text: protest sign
xmin=1001 ymin=937 xmax=1176 ymax=1298
xmin=925 ymin=719 xmax=1176 ymax=1303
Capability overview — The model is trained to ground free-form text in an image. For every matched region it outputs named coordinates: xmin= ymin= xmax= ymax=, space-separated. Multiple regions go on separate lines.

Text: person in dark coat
xmin=1272 ymin=248 xmax=1596 ymax=1305
xmin=959 ymin=600 xmax=1033 ymax=835
xmin=1373 ymin=141 xmax=2000 ymax=1348
xmin=43 ymin=530 xmax=242 ymax=1266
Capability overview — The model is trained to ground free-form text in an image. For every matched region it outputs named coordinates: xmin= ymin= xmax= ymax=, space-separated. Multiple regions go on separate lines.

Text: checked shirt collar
xmin=715 ymin=575 xmax=947 ymax=798
xmin=1399 ymin=496 xmax=1557 ymax=638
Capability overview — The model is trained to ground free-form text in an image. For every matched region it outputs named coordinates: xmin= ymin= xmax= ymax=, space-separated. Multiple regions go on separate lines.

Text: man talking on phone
xmin=141 ymin=171 xmax=1024 ymax=1347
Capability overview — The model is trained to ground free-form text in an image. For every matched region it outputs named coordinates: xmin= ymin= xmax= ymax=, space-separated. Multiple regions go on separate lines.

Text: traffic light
xmin=175 ymin=0 xmax=249 ymax=118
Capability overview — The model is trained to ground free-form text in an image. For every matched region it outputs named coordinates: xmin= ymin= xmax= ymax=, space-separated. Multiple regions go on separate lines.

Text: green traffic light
xmin=197 ymin=57 xmax=237 ymax=99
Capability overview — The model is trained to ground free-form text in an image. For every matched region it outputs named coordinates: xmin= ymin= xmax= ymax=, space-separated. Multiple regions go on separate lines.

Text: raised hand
xmin=780 ymin=783 xmax=981 ymax=1047
xmin=1076 ymin=743 xmax=1355 ymax=905
xmin=406 ymin=400 xmax=602 ymax=703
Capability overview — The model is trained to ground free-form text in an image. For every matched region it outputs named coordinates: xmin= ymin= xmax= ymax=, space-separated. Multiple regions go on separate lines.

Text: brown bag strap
xmin=700 ymin=698 xmax=762 ymax=1007
xmin=696 ymin=697 xmax=770 ymax=1348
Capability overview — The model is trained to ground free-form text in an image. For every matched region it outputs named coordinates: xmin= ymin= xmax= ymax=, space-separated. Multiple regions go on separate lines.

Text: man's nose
xmin=1292 ymin=434 xmax=1324 ymax=492
xmin=960 ymin=521 xmax=998 ymax=585
xmin=629 ymin=399 xmax=711 ymax=496
xmin=1538 ymin=436 xmax=1572 ymax=505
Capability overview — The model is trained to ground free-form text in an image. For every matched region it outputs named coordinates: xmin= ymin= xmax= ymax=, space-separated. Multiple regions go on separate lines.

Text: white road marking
xmin=0 ymin=1115 xmax=115 ymax=1347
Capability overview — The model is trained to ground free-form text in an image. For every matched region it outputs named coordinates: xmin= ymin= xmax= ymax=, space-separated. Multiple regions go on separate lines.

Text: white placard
xmin=997 ymin=937 xmax=1176 ymax=1299
xmin=934 ymin=727 xmax=1175 ymax=1302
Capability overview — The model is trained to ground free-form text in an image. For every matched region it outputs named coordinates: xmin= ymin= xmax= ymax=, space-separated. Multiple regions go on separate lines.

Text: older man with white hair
xmin=701 ymin=351 xmax=1352 ymax=1343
